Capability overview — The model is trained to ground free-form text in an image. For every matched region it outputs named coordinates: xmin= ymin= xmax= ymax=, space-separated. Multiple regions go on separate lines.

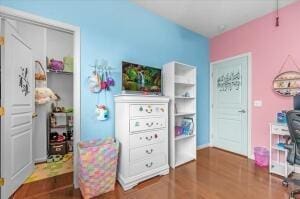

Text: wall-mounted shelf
xmin=163 ymin=61 xmax=197 ymax=169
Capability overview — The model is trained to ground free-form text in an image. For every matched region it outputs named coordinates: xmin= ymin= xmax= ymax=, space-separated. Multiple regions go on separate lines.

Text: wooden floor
xmin=12 ymin=147 xmax=295 ymax=199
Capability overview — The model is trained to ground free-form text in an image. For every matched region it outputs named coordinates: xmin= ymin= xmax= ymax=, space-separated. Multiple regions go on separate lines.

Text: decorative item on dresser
xmin=114 ymin=95 xmax=169 ymax=190
xmin=163 ymin=61 xmax=197 ymax=169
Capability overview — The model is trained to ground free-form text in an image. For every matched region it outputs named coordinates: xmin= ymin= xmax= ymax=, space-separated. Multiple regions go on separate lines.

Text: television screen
xmin=122 ymin=61 xmax=161 ymax=93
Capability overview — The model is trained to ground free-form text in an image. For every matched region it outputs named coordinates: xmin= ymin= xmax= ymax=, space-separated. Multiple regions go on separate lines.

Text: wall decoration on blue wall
xmin=217 ymin=71 xmax=241 ymax=92
xmin=89 ymin=59 xmax=115 ymax=121
xmin=18 ymin=66 xmax=30 ymax=96
xmin=2 ymin=0 xmax=210 ymax=146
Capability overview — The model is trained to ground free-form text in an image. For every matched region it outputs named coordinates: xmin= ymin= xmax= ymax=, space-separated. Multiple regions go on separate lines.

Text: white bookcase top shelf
xmin=175 ymin=82 xmax=195 ymax=86
xmin=175 ymin=112 xmax=196 ymax=117
xmin=175 ymin=96 xmax=195 ymax=99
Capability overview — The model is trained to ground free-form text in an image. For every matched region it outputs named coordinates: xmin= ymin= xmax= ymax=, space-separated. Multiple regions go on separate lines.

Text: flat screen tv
xmin=122 ymin=61 xmax=161 ymax=94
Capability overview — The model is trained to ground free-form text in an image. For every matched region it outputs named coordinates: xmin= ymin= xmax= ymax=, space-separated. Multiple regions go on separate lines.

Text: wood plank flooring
xmin=12 ymin=148 xmax=294 ymax=199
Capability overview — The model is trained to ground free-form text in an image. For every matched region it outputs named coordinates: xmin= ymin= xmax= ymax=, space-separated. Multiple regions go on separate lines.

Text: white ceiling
xmin=132 ymin=0 xmax=297 ymax=38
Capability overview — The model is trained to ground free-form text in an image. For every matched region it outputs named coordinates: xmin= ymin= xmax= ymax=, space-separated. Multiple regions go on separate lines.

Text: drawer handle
xmin=145 ymin=162 xmax=153 ymax=168
xmin=146 ymin=109 xmax=153 ymax=113
xmin=145 ymin=149 xmax=153 ymax=154
xmin=146 ymin=122 xmax=154 ymax=127
xmin=145 ymin=136 xmax=153 ymax=141
xmin=281 ymin=129 xmax=288 ymax=132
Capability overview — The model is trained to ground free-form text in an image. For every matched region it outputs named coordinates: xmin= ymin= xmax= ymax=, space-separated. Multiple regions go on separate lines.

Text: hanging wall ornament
xmin=88 ymin=61 xmax=101 ymax=93
xmin=107 ymin=67 xmax=115 ymax=87
xmin=95 ymin=104 xmax=109 ymax=121
xmin=88 ymin=59 xmax=116 ymax=121
xmin=273 ymin=55 xmax=300 ymax=96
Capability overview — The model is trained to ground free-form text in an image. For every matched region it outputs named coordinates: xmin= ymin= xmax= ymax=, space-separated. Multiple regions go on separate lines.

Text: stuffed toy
xmin=35 ymin=87 xmax=57 ymax=104
xmin=49 ymin=59 xmax=64 ymax=72
xmin=95 ymin=105 xmax=109 ymax=121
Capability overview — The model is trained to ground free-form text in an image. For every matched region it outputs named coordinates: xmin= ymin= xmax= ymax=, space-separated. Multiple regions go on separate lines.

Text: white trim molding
xmin=197 ymin=143 xmax=211 ymax=150
xmin=210 ymin=52 xmax=252 ymax=159
xmin=0 ymin=5 xmax=81 ymax=188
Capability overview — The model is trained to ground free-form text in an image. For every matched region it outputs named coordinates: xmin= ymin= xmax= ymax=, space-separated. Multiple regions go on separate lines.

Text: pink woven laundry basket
xmin=78 ymin=138 xmax=119 ymax=199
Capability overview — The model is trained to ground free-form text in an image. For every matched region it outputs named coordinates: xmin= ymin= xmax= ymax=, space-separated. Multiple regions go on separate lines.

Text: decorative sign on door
xmin=18 ymin=66 xmax=30 ymax=96
xmin=217 ymin=71 xmax=241 ymax=92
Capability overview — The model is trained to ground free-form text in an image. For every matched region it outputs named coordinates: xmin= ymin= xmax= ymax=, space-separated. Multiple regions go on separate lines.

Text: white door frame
xmin=0 ymin=6 xmax=81 ymax=188
xmin=210 ymin=52 xmax=252 ymax=159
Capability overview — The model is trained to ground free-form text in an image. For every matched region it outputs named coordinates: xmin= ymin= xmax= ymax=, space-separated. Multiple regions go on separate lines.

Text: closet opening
xmin=19 ymin=21 xmax=74 ymax=184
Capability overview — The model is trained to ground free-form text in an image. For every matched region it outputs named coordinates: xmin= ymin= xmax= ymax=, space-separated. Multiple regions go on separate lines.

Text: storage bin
xmin=254 ymin=147 xmax=269 ymax=167
xmin=78 ymin=138 xmax=119 ymax=199
xmin=49 ymin=141 xmax=67 ymax=155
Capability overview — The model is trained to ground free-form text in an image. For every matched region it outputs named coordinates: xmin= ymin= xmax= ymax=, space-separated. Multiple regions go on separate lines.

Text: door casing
xmin=210 ymin=53 xmax=252 ymax=159
xmin=0 ymin=6 xmax=81 ymax=189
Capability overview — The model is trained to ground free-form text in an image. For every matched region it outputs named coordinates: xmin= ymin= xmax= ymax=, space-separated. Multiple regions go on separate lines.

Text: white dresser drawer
xmin=129 ymin=154 xmax=166 ymax=176
xmin=130 ymin=143 xmax=164 ymax=162
xmin=130 ymin=104 xmax=166 ymax=118
xmin=130 ymin=117 xmax=166 ymax=132
xmin=271 ymin=124 xmax=289 ymax=135
xmin=130 ymin=130 xmax=165 ymax=148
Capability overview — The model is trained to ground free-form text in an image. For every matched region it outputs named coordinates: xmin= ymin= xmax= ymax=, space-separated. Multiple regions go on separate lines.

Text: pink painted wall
xmin=210 ymin=1 xmax=300 ymax=152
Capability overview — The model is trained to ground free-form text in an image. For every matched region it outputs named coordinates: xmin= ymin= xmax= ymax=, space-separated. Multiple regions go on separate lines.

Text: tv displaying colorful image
xmin=122 ymin=61 xmax=161 ymax=93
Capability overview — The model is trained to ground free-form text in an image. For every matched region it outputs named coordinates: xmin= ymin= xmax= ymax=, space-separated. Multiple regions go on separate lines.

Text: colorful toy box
xmin=78 ymin=138 xmax=119 ymax=199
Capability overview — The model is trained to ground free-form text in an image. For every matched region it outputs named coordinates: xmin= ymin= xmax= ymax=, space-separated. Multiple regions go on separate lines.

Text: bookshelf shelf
xmin=175 ymin=134 xmax=195 ymax=141
xmin=163 ymin=61 xmax=197 ymax=169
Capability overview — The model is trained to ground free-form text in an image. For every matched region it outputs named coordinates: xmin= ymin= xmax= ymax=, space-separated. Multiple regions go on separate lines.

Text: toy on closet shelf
xmin=35 ymin=87 xmax=57 ymax=104
xmin=48 ymin=59 xmax=64 ymax=72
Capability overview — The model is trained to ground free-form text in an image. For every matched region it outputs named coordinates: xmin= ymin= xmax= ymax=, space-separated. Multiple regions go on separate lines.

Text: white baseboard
xmin=197 ymin=143 xmax=211 ymax=150
xmin=248 ymin=154 xmax=254 ymax=160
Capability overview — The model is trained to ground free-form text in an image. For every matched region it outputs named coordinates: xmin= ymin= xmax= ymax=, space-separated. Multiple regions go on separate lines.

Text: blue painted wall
xmin=1 ymin=0 xmax=210 ymax=146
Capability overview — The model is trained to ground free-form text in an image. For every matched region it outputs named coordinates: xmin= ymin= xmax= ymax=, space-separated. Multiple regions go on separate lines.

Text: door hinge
xmin=0 ymin=107 xmax=5 ymax=117
xmin=0 ymin=36 xmax=4 ymax=46
xmin=0 ymin=178 xmax=4 ymax=186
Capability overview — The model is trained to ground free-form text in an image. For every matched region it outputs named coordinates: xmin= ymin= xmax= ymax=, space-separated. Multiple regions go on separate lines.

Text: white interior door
xmin=211 ymin=55 xmax=248 ymax=155
xmin=1 ymin=19 xmax=34 ymax=198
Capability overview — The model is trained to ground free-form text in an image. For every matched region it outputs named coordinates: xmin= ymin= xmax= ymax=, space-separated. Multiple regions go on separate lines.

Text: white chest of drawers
xmin=114 ymin=95 xmax=169 ymax=190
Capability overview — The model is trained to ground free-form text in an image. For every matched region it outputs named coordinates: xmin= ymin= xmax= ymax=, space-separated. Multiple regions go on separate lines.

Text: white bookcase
xmin=269 ymin=122 xmax=294 ymax=177
xmin=163 ymin=61 xmax=197 ymax=168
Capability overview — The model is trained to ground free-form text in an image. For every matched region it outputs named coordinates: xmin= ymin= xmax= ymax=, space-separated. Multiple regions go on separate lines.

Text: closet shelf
xmin=46 ymin=69 xmax=73 ymax=75
xmin=50 ymin=125 xmax=68 ymax=129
